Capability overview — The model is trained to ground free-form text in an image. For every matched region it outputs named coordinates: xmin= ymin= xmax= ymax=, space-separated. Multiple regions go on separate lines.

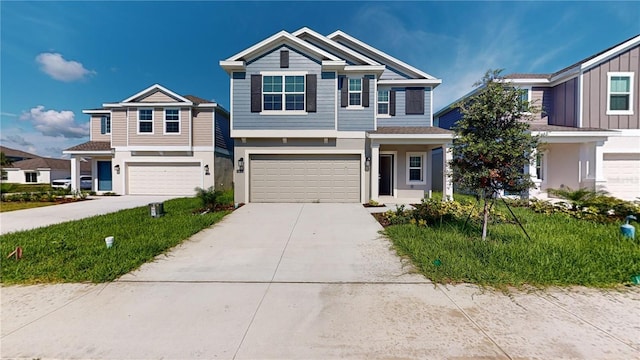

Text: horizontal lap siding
xmin=582 ymin=45 xmax=640 ymax=129
xmin=234 ymin=46 xmax=334 ymax=130
xmin=138 ymin=91 xmax=177 ymax=102
xmin=377 ymin=87 xmax=432 ymax=127
xmin=91 ymin=115 xmax=111 ymax=141
xmin=192 ymin=109 xmax=213 ymax=146
xmin=111 ymin=109 xmax=127 ymax=146
xmin=550 ymin=78 xmax=578 ymax=127
xmin=436 ymin=107 xmax=462 ymax=130
xmin=127 ymin=108 xmax=190 ymax=146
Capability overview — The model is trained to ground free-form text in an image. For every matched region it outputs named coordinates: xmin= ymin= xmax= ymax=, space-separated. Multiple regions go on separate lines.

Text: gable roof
xmin=292 ymin=27 xmax=380 ymax=66
xmin=328 ymin=30 xmax=439 ymax=80
xmin=11 ymin=157 xmax=70 ymax=171
xmin=0 ymin=146 xmax=38 ymax=160
xmin=121 ymin=83 xmax=192 ymax=104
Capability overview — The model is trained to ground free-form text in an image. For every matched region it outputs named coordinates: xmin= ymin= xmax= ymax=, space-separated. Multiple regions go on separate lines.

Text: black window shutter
xmin=406 ymin=88 xmax=424 ymax=115
xmin=389 ymin=90 xmax=396 ymax=116
xmin=280 ymin=50 xmax=289 ymax=68
xmin=362 ymin=77 xmax=370 ymax=107
xmin=306 ymin=74 xmax=317 ymax=112
xmin=251 ymin=75 xmax=262 ymax=113
xmin=340 ymin=77 xmax=348 ymax=107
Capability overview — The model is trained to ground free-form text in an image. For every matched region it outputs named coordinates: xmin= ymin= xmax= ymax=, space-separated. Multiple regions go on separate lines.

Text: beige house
xmin=64 ymin=84 xmax=233 ymax=195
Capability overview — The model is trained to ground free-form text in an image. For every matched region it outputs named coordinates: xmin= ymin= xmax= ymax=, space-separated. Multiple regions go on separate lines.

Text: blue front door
xmin=97 ymin=161 xmax=112 ymax=191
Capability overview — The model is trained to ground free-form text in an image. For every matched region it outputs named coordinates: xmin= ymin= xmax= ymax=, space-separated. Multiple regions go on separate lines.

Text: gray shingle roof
xmin=368 ymin=126 xmax=453 ymax=135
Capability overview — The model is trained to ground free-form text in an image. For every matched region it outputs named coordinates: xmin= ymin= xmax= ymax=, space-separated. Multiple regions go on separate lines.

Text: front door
xmin=97 ymin=161 xmax=112 ymax=191
xmin=379 ymin=154 xmax=393 ymax=196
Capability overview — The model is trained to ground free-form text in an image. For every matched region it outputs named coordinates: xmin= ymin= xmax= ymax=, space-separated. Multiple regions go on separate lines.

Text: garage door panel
xmin=128 ymin=163 xmax=201 ymax=195
xmin=603 ymin=154 xmax=640 ymax=200
xmin=250 ymin=155 xmax=361 ymax=203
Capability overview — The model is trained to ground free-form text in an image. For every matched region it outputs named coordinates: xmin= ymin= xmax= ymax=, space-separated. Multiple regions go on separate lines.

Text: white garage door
xmin=603 ymin=153 xmax=640 ymax=200
xmin=127 ymin=163 xmax=201 ymax=195
xmin=250 ymin=154 xmax=361 ymax=203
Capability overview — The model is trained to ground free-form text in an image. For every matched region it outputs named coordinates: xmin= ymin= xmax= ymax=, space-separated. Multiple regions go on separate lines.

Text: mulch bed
xmin=372 ymin=212 xmax=391 ymax=227
xmin=193 ymin=203 xmax=244 ymax=215
xmin=362 ymin=203 xmax=386 ymax=208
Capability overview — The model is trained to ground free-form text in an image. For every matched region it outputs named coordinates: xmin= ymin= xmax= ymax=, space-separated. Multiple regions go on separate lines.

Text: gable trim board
xmin=122 ymin=84 xmax=193 ymax=104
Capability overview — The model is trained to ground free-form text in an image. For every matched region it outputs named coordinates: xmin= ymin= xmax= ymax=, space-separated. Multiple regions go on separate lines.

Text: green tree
xmin=450 ymin=69 xmax=540 ymax=240
xmin=0 ymin=152 xmax=12 ymax=166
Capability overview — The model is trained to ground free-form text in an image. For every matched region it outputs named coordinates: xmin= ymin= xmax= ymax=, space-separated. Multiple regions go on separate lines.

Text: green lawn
xmin=384 ymin=204 xmax=640 ymax=288
xmin=0 ymin=201 xmax=58 ymax=212
xmin=0 ymin=197 xmax=228 ymax=284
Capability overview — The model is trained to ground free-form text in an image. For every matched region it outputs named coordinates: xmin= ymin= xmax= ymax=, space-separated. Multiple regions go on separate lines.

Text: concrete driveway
xmin=0 ymin=195 xmax=180 ymax=234
xmin=2 ymin=203 xmax=639 ymax=359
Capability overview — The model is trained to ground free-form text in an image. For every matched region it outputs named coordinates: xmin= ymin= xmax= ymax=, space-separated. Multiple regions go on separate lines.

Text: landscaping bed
xmin=0 ymin=197 xmax=229 ymax=284
xmin=377 ymin=195 xmax=640 ymax=288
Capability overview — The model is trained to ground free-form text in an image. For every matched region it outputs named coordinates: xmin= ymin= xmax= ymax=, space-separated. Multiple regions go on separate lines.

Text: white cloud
xmin=35 ymin=52 xmax=96 ymax=82
xmin=20 ymin=105 xmax=89 ymax=138
xmin=1 ymin=112 xmax=17 ymax=117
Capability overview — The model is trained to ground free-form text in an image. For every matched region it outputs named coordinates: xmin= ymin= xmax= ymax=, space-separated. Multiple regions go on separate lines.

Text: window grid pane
xmin=139 ymin=122 xmax=152 ymax=133
xmin=139 ymin=109 xmax=152 ymax=120
xmin=285 ymin=76 xmax=304 ymax=92
xmin=378 ymin=91 xmax=389 ymax=102
xmin=165 ymin=110 xmax=179 ymax=121
xmin=378 ymin=103 xmax=389 ymax=115
xmin=610 ymin=95 xmax=629 ymax=110
xmin=409 ymin=169 xmax=421 ymax=181
xmin=409 ymin=156 xmax=422 ymax=168
xmin=349 ymin=79 xmax=361 ymax=91
xmin=166 ymin=122 xmax=179 ymax=133
xmin=611 ymin=77 xmax=630 ymax=92
xmin=263 ymin=76 xmax=282 ymax=92
xmin=263 ymin=94 xmax=282 ymax=110
xmin=349 ymin=93 xmax=361 ymax=106
xmin=285 ymin=94 xmax=304 ymax=111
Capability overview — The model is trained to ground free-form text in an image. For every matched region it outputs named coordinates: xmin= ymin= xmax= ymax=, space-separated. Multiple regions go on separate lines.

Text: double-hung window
xmin=138 ymin=109 xmax=153 ymax=133
xmin=164 ymin=109 xmax=180 ymax=134
xmin=378 ymin=90 xmax=389 ymax=115
xmin=100 ymin=115 xmax=111 ymax=135
xmin=349 ymin=78 xmax=362 ymax=106
xmin=608 ymin=72 xmax=634 ymax=115
xmin=25 ymin=172 xmax=37 ymax=183
xmin=406 ymin=152 xmax=425 ymax=184
xmin=263 ymin=75 xmax=305 ymax=111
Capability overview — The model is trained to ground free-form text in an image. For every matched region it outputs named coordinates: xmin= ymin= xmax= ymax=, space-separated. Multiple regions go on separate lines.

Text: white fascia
xmin=378 ymin=79 xmax=442 ymax=87
xmin=82 ymin=109 xmax=110 ymax=114
xmin=367 ymin=133 xmax=454 ymax=140
xmin=344 ymin=65 xmax=386 ymax=75
xmin=121 ymin=84 xmax=192 ymax=103
xmin=62 ymin=150 xmax=113 ymax=156
xmin=292 ymin=27 xmax=380 ymax=65
xmin=103 ymin=102 xmax=194 ymax=108
xmin=231 ymin=130 xmax=366 ymax=139
xmin=581 ymin=35 xmax=640 ymax=71
xmin=327 ymin=30 xmax=437 ymax=80
xmin=219 ymin=60 xmax=245 ymax=73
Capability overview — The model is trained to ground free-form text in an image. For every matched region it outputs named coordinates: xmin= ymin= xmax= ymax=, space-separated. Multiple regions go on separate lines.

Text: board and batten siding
xmin=127 ymin=108 xmax=190 ymax=146
xmin=138 ymin=90 xmax=178 ymax=103
xmin=233 ymin=46 xmax=335 ymax=130
xmin=549 ymin=77 xmax=578 ymax=127
xmin=582 ymin=45 xmax=640 ymax=129
xmin=90 ymin=115 xmax=111 ymax=141
xmin=111 ymin=109 xmax=127 ymax=147
xmin=377 ymin=87 xmax=432 ymax=127
xmin=192 ymin=109 xmax=213 ymax=147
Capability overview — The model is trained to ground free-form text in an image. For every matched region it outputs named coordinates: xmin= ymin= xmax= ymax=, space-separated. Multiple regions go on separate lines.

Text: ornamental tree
xmin=450 ymin=69 xmax=540 ymax=240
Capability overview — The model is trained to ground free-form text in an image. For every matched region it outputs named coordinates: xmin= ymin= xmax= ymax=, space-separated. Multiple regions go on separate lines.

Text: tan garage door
xmin=127 ymin=163 xmax=201 ymax=195
xmin=250 ymin=154 xmax=361 ymax=203
xmin=603 ymin=153 xmax=640 ymax=201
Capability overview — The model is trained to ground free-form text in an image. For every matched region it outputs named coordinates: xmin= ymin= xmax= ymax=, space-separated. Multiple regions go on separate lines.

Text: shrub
xmin=195 ymin=186 xmax=224 ymax=209
xmin=0 ymin=183 xmax=17 ymax=194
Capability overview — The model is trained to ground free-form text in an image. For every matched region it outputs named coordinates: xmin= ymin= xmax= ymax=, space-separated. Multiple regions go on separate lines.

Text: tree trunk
xmin=482 ymin=198 xmax=489 ymax=241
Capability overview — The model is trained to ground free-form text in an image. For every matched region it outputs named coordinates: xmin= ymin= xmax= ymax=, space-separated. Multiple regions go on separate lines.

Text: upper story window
xmin=518 ymin=87 xmax=531 ymax=113
xmin=262 ymin=75 xmax=305 ymax=111
xmin=378 ymin=90 xmax=389 ymax=115
xmin=25 ymin=172 xmax=37 ymax=183
xmin=1 ymin=171 xmax=7 ymax=181
xmin=164 ymin=109 xmax=180 ymax=134
xmin=100 ymin=115 xmax=111 ymax=135
xmin=406 ymin=152 xmax=425 ymax=184
xmin=607 ymin=72 xmax=634 ymax=115
xmin=138 ymin=109 xmax=153 ymax=133
xmin=349 ymin=78 xmax=362 ymax=106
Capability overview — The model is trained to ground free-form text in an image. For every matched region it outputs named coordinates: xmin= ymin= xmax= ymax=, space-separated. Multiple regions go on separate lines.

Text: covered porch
xmin=367 ymin=127 xmax=454 ymax=203
xmin=62 ymin=141 xmax=113 ymax=193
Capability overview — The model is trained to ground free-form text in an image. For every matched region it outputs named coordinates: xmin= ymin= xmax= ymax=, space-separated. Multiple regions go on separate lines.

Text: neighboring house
xmin=63 ymin=84 xmax=233 ymax=195
xmin=0 ymin=146 xmax=90 ymax=185
xmin=435 ymin=34 xmax=640 ymax=201
xmin=220 ymin=28 xmax=453 ymax=204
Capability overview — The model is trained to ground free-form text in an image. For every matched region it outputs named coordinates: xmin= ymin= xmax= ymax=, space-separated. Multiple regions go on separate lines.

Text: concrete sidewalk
xmin=0 ymin=195 xmax=180 ymax=234
xmin=2 ymin=203 xmax=639 ymax=359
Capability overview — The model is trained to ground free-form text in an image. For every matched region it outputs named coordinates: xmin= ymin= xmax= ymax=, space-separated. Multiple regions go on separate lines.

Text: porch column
xmin=594 ymin=140 xmax=606 ymax=191
xmin=443 ymin=142 xmax=453 ymax=201
xmin=70 ymin=156 xmax=81 ymax=192
xmin=371 ymin=144 xmax=380 ymax=201
xmin=528 ymin=148 xmax=541 ymax=198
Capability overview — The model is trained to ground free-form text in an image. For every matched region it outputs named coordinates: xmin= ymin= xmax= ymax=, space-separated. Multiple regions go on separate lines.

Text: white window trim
xmin=163 ymin=108 xmax=181 ymax=135
xmin=406 ymin=152 xmax=426 ymax=185
xmin=517 ymin=86 xmax=532 ymax=115
xmin=607 ymin=72 xmax=634 ymax=115
xmin=137 ymin=108 xmax=154 ymax=135
xmin=377 ymin=90 xmax=390 ymax=116
xmin=260 ymin=71 xmax=308 ymax=114
xmin=348 ymin=77 xmax=362 ymax=108
xmin=101 ymin=115 xmax=111 ymax=135
xmin=25 ymin=171 xmax=38 ymax=183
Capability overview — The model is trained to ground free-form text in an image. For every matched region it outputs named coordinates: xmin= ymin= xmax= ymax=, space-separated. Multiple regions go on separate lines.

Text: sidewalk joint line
xmin=436 ymin=285 xmax=513 ymax=360
xmin=231 ymin=203 xmax=305 ymax=360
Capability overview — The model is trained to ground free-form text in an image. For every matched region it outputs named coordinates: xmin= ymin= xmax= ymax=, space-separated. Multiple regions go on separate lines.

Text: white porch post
xmin=443 ymin=142 xmax=453 ymax=201
xmin=528 ymin=148 xmax=541 ymax=198
xmin=371 ymin=144 xmax=380 ymax=201
xmin=70 ymin=156 xmax=81 ymax=192
xmin=594 ymin=140 xmax=606 ymax=191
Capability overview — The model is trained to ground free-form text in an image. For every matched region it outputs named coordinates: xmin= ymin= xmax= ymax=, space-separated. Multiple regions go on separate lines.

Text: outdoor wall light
xmin=238 ymin=157 xmax=245 ymax=172
xmin=365 ymin=157 xmax=371 ymax=171
xmin=114 ymin=164 xmax=120 ymax=174
xmin=204 ymin=164 xmax=210 ymax=175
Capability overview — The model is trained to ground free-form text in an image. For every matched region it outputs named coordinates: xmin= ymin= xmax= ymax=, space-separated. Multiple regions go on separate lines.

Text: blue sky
xmin=1 ymin=1 xmax=638 ymax=158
